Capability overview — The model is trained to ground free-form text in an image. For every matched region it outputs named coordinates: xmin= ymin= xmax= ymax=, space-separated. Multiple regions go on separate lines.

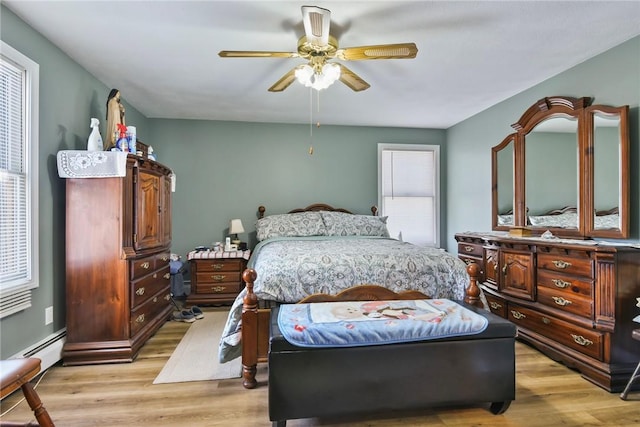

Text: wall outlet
xmin=45 ymin=306 xmax=53 ymax=325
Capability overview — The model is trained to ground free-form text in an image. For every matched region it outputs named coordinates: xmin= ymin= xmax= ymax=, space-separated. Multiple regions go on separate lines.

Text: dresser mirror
xmin=492 ymin=135 xmax=515 ymax=229
xmin=491 ymin=96 xmax=629 ymax=239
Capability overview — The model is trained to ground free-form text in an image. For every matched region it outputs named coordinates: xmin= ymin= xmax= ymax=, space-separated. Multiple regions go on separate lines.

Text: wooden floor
xmin=1 ymin=313 xmax=638 ymax=427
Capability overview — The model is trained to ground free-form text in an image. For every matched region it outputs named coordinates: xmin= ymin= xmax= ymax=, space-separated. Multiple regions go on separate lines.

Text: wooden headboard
xmin=258 ymin=203 xmax=378 ymax=219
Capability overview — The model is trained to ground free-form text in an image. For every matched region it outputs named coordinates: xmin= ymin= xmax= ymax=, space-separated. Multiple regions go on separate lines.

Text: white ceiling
xmin=4 ymin=1 xmax=640 ymax=129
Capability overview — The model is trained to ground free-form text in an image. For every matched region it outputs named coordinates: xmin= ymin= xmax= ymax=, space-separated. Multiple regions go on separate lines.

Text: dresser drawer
xmin=195 ymin=259 xmax=243 ymax=273
xmin=485 ymin=293 xmax=507 ymax=318
xmin=156 ymin=251 xmax=171 ymax=266
xmin=131 ymin=255 xmax=157 ymax=280
xmin=537 ymin=269 xmax=593 ymax=298
xmin=537 ymin=253 xmax=592 ymax=277
xmin=194 ymin=282 xmax=242 ymax=295
xmin=458 ymin=242 xmax=483 ymax=257
xmin=537 ymin=286 xmax=593 ymax=318
xmin=508 ymin=304 xmax=603 ymax=360
xmin=131 ymin=265 xmax=171 ymax=309
xmin=130 ymin=288 xmax=171 ymax=336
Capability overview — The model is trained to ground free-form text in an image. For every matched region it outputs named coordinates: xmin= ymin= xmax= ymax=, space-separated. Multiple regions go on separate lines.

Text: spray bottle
xmin=87 ymin=118 xmax=104 ymax=151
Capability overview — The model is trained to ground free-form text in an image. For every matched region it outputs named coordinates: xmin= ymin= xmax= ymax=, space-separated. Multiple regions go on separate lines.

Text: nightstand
xmin=187 ymin=249 xmax=251 ymax=305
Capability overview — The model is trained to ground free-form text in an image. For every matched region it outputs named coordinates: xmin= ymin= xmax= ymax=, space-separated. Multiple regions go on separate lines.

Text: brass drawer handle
xmin=552 ymin=296 xmax=572 ymax=306
xmin=211 ymin=286 xmax=225 ymax=293
xmin=571 ymin=334 xmax=593 ymax=346
xmin=552 ymin=260 xmax=571 ymax=269
xmin=489 ymin=301 xmax=502 ymax=310
xmin=153 ymin=297 xmax=158 ymax=303
xmin=163 ymin=273 xmax=170 ymax=279
xmin=541 ymin=317 xmax=551 ymax=325
xmin=502 ymin=264 xmax=508 ymax=275
xmin=136 ymin=287 xmax=145 ymax=296
xmin=153 ymin=273 xmax=157 ymax=279
xmin=510 ymin=310 xmax=526 ymax=320
xmin=463 ymin=258 xmax=471 ymax=265
xmin=211 ymin=274 xmax=226 ymax=281
xmin=464 ymin=246 xmax=474 ymax=253
xmin=164 ymin=294 xmax=171 ymax=301
xmin=141 ymin=262 xmax=150 ymax=269
xmin=161 ymin=255 xmax=169 ymax=262
xmin=212 ymin=263 xmax=225 ymax=270
xmin=552 ymin=279 xmax=571 ymax=288
xmin=136 ymin=314 xmax=145 ymax=324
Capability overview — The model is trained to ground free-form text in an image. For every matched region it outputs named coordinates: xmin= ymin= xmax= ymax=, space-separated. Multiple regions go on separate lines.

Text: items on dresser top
xmin=455 ymin=232 xmax=640 ymax=393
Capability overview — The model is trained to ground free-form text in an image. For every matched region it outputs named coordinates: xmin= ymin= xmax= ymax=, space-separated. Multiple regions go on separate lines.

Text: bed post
xmin=241 ymin=268 xmax=259 ymax=389
xmin=464 ymin=262 xmax=482 ymax=307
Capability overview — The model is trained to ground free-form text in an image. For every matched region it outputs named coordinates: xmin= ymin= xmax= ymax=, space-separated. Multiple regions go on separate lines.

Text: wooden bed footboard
xmin=240 ymin=263 xmax=483 ymax=389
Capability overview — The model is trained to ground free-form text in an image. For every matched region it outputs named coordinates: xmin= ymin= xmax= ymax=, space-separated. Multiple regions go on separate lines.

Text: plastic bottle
xmin=87 ymin=118 xmax=104 ymax=151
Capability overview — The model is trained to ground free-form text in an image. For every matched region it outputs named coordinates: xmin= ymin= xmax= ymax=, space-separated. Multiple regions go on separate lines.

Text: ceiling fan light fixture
xmin=295 ymin=62 xmax=341 ymax=91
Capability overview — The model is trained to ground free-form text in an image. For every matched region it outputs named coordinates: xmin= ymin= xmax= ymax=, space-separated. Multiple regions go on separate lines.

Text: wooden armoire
xmin=62 ymin=155 xmax=173 ymax=365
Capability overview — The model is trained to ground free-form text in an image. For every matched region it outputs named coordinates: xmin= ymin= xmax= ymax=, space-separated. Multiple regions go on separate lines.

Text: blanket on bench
xmin=277 ymin=299 xmax=488 ymax=348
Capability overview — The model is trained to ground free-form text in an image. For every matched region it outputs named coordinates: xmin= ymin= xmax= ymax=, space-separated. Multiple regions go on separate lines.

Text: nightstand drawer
xmin=195 ymin=271 xmax=241 ymax=284
xmin=194 ymin=282 xmax=242 ymax=295
xmin=195 ymin=259 xmax=243 ymax=272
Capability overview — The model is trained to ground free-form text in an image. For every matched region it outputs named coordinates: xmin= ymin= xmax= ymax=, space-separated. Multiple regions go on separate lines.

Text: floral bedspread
xmin=218 ymin=236 xmax=473 ymax=363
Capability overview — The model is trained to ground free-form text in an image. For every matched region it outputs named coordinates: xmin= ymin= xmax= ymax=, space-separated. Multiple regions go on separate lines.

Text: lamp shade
xmin=229 ymin=219 xmax=245 ymax=235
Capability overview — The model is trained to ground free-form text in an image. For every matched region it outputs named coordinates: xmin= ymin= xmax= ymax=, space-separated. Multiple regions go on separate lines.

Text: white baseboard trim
xmin=10 ymin=328 xmax=66 ymax=371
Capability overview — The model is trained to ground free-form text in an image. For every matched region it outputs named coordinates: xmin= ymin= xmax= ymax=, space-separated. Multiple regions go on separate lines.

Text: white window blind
xmin=1 ymin=42 xmax=39 ymax=319
xmin=378 ymin=144 xmax=439 ymax=247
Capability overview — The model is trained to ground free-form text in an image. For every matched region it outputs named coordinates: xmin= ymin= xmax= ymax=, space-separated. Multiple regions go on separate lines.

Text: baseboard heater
xmin=11 ymin=328 xmax=67 ymax=372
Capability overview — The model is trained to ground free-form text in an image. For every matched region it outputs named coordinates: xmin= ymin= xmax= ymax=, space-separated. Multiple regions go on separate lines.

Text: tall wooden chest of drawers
xmin=62 ymin=155 xmax=173 ymax=365
xmin=455 ymin=232 xmax=640 ymax=392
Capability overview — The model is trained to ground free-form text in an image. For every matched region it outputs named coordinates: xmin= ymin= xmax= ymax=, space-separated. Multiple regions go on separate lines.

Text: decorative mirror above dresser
xmin=491 ymin=96 xmax=629 ymax=239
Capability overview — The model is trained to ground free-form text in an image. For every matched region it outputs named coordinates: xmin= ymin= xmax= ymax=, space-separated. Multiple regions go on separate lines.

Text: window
xmin=1 ymin=41 xmax=39 ymax=319
xmin=378 ymin=144 xmax=439 ymax=247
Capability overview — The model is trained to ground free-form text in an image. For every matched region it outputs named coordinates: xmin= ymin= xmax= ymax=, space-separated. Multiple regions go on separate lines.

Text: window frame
xmin=377 ymin=143 xmax=440 ymax=248
xmin=0 ymin=41 xmax=40 ymax=319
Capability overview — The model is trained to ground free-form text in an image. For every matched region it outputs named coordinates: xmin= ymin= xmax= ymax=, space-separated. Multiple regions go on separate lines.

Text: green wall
xmin=0 ymin=6 xmax=149 ymax=358
xmin=148 ymin=120 xmax=445 ymax=260
xmin=446 ymin=36 xmax=640 ymax=251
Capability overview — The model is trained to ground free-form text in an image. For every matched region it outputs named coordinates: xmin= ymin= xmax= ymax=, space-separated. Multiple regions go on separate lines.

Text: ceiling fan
xmin=218 ymin=5 xmax=418 ymax=92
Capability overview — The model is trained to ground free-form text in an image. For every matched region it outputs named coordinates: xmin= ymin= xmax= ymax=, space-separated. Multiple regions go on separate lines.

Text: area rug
xmin=153 ymin=309 xmax=242 ymax=384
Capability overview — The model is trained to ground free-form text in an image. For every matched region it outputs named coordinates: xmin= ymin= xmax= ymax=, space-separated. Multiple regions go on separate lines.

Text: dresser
xmin=455 ymin=232 xmax=640 ymax=392
xmin=62 ymin=155 xmax=173 ymax=365
xmin=187 ymin=250 xmax=250 ymax=305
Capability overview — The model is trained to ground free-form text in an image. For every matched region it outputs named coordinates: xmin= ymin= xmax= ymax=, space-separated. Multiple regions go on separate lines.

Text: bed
xmin=217 ymin=203 xmax=485 ymax=388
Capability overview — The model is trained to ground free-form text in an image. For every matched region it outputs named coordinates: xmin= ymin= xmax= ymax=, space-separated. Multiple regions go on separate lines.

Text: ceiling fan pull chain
xmin=309 ymin=87 xmax=314 ymax=155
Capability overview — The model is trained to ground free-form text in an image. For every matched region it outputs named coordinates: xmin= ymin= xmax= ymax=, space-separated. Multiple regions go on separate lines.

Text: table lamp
xmin=229 ymin=218 xmax=245 ymax=246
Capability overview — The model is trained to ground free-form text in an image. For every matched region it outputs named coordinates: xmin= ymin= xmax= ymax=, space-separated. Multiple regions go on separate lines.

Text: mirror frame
xmin=491 ymin=96 xmax=630 ymax=239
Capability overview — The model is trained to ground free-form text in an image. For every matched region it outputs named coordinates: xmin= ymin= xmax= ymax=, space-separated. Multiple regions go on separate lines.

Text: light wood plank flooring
xmin=1 ymin=310 xmax=638 ymax=426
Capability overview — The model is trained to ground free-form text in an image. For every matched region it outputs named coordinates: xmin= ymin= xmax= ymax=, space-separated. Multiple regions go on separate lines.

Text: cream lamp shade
xmin=229 ymin=219 xmax=245 ymax=245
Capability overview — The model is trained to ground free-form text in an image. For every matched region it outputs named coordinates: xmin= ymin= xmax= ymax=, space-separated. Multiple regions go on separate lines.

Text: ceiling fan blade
xmin=336 ymin=43 xmax=418 ymax=61
xmin=302 ymin=6 xmax=331 ymax=47
xmin=338 ymin=64 xmax=370 ymax=92
xmin=268 ymin=68 xmax=298 ymax=92
xmin=219 ymin=50 xmax=299 ymax=58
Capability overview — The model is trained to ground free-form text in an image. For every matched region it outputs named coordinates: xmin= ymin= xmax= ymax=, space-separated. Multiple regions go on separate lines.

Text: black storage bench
xmin=268 ymin=302 xmax=516 ymax=427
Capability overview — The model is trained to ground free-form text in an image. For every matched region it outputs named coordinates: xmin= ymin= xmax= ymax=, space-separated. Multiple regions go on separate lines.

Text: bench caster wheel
xmin=490 ymin=400 xmax=512 ymax=415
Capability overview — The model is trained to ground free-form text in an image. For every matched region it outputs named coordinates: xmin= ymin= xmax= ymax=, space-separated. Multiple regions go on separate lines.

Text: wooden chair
xmin=0 ymin=358 xmax=54 ymax=426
